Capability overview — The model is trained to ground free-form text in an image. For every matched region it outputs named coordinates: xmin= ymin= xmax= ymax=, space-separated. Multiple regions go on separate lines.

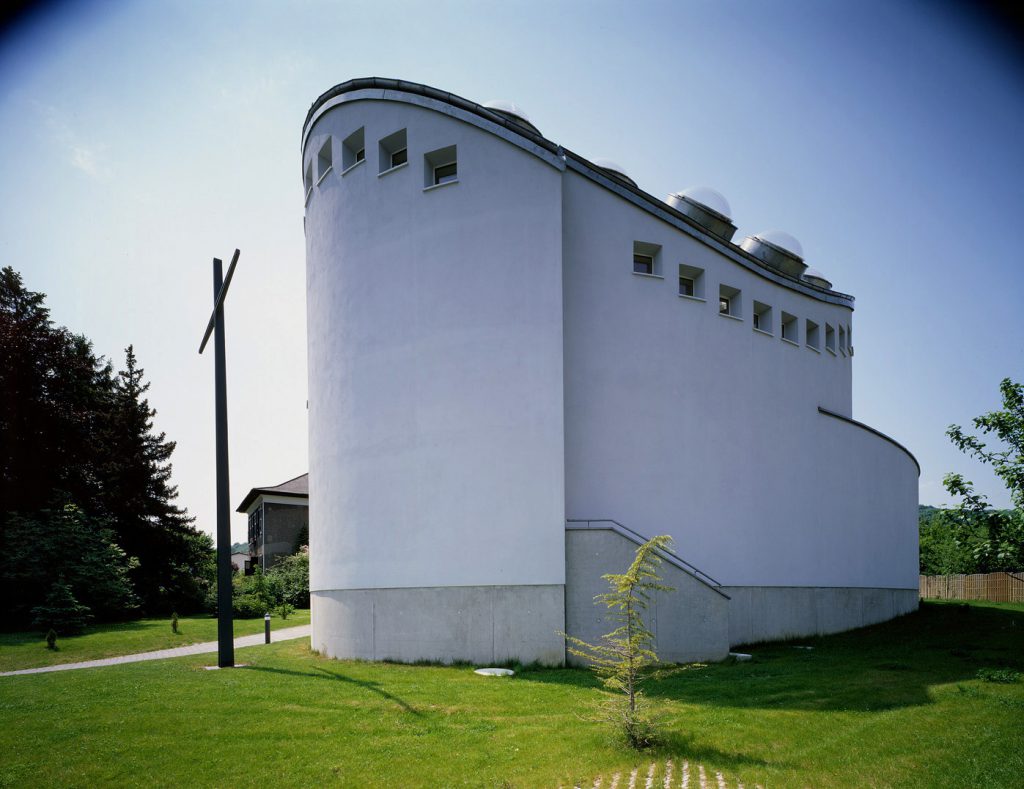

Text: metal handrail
xmin=566 ymin=518 xmax=727 ymax=597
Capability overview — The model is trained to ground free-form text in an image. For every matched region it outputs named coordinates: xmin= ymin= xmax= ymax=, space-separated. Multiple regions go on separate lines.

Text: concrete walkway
xmin=0 ymin=625 xmax=311 ymax=677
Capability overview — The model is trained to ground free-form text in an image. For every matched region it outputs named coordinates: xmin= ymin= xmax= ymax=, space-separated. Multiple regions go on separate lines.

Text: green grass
xmin=1 ymin=601 xmax=1021 ymax=788
xmin=0 ymin=610 xmax=310 ymax=672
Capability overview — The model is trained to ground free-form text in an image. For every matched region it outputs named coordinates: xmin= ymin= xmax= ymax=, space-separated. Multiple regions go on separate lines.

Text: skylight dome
xmin=483 ymin=100 xmax=541 ymax=135
xmin=753 ymin=230 xmax=804 ymax=260
xmin=740 ymin=230 xmax=808 ymax=278
xmin=801 ymin=268 xmax=833 ymax=290
xmin=675 ymin=186 xmax=732 ymax=219
xmin=592 ymin=158 xmax=637 ymax=188
xmin=666 ymin=186 xmax=737 ymax=241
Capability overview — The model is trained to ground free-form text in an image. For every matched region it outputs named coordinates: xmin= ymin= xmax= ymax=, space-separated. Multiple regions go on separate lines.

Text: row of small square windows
xmin=304 ymin=126 xmax=458 ymax=201
xmin=633 ymin=244 xmax=852 ymax=356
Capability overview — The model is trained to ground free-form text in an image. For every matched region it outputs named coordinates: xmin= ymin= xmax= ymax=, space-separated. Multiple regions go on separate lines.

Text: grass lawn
xmin=1 ymin=600 xmax=1021 ymax=788
xmin=0 ymin=609 xmax=310 ymax=673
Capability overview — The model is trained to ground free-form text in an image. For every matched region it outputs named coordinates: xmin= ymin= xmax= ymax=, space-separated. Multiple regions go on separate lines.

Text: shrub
xmin=977 ymin=667 xmax=1021 ymax=683
xmin=31 ymin=579 xmax=93 ymax=635
xmin=171 ymin=612 xmax=179 ymax=634
xmin=269 ymin=546 xmax=309 ymax=608
xmin=233 ymin=593 xmax=268 ymax=619
xmin=277 ymin=602 xmax=295 ymax=620
xmin=45 ymin=629 xmax=57 ymax=650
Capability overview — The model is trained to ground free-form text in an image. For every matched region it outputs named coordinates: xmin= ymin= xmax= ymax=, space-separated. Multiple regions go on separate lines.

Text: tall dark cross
xmin=199 ymin=249 xmax=240 ymax=668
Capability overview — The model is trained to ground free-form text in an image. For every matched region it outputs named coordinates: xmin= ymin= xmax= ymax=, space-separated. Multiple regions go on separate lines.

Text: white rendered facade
xmin=301 ymin=79 xmax=919 ymax=664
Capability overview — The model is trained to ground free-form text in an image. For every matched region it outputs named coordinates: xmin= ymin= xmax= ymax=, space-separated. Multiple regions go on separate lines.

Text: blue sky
xmin=2 ymin=0 xmax=1021 ymax=541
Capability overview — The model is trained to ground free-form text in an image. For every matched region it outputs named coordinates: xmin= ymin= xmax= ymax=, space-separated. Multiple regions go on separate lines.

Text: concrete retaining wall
xmin=724 ymin=586 xmax=919 ymax=646
xmin=565 ymin=528 xmax=731 ymax=664
xmin=311 ymin=584 xmax=565 ymax=665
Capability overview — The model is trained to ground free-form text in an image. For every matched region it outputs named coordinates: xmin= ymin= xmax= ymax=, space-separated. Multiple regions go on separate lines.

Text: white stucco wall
xmin=301 ymin=81 xmax=920 ymax=663
xmin=561 ymin=171 xmax=918 ymax=590
xmin=304 ymin=98 xmax=566 ymax=593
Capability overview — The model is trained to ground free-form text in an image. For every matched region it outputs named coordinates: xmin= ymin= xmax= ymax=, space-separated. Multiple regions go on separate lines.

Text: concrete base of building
xmin=565 ymin=528 xmax=732 ymax=664
xmin=310 ymin=584 xmax=566 ymax=665
xmin=723 ymin=586 xmax=919 ymax=647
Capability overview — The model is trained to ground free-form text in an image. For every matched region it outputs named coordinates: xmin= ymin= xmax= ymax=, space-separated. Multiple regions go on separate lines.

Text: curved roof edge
xmin=302 ymin=77 xmax=854 ymax=309
xmin=817 ymin=407 xmax=920 ymax=475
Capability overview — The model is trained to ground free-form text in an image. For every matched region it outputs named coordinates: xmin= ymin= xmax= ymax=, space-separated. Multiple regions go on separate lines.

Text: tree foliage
xmin=1 ymin=504 xmax=138 ymax=625
xmin=565 ymin=534 xmax=675 ymax=749
xmin=918 ymin=507 xmax=985 ymax=575
xmin=0 ymin=267 xmax=214 ymax=623
xmin=31 ymin=578 xmax=94 ymax=635
xmin=97 ymin=346 xmax=214 ymax=613
xmin=272 ymin=546 xmax=310 ymax=608
xmin=942 ymin=378 xmax=1024 ymax=572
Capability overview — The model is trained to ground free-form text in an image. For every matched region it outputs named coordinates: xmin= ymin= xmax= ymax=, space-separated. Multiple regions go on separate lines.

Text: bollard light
xmin=264 ymin=612 xmax=271 ymax=644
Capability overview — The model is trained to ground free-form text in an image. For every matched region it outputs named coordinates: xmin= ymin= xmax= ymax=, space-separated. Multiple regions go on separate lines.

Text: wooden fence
xmin=919 ymin=572 xmax=1024 ymax=603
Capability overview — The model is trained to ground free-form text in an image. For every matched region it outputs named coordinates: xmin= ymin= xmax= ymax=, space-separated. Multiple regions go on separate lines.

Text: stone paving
xmin=562 ymin=759 xmax=762 ymax=789
xmin=0 ymin=625 xmax=311 ymax=677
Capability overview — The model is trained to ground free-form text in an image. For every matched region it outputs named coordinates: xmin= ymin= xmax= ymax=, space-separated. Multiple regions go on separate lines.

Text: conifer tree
xmin=564 ymin=534 xmax=675 ymax=749
xmin=1 ymin=268 xmax=213 ymax=621
xmin=0 ymin=267 xmax=115 ymax=517
xmin=97 ymin=346 xmax=212 ymax=613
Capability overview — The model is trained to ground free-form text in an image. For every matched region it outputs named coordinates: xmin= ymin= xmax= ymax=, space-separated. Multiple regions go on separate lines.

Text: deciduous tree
xmin=944 ymin=378 xmax=1024 ymax=572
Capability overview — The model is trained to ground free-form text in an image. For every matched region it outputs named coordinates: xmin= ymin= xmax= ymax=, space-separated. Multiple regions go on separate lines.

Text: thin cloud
xmin=33 ymin=100 xmax=112 ymax=181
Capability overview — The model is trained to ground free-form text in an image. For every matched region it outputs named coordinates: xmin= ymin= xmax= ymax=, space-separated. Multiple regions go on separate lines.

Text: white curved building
xmin=301 ymin=78 xmax=919 ymax=665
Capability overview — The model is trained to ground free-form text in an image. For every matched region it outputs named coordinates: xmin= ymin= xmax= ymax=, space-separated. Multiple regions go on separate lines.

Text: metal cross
xmin=199 ymin=249 xmax=239 ymax=668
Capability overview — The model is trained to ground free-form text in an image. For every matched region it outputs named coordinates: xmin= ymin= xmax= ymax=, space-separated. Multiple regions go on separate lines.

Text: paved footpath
xmin=0 ymin=625 xmax=311 ymax=677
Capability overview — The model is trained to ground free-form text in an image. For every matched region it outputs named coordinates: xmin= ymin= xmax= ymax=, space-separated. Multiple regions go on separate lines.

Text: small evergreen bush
xmin=45 ymin=629 xmax=57 ymax=649
xmin=171 ymin=612 xmax=179 ymax=634
xmin=31 ymin=579 xmax=93 ymax=635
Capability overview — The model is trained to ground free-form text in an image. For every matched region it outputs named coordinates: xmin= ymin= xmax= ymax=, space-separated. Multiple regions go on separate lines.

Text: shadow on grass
xmin=522 ymin=602 xmax=1024 ymax=714
xmin=655 ymin=729 xmax=775 ymax=771
xmin=241 ymin=664 xmax=422 ymax=715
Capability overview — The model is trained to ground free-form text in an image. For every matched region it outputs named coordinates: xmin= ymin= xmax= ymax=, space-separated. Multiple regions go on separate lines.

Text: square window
xmin=781 ymin=312 xmax=798 ymax=343
xmin=434 ymin=162 xmax=457 ymax=184
xmin=838 ymin=325 xmax=847 ymax=355
xmin=303 ymin=160 xmax=313 ymax=199
xmin=317 ymin=138 xmax=333 ymax=182
xmin=379 ymin=128 xmax=408 ymax=174
xmin=719 ymin=284 xmax=741 ymax=317
xmin=678 ymin=264 xmax=705 ymax=299
xmin=342 ymin=127 xmax=365 ymax=172
xmin=753 ymin=301 xmax=773 ymax=334
xmin=424 ymin=145 xmax=458 ymax=188
xmin=806 ymin=319 xmax=820 ymax=350
xmin=632 ymin=241 xmax=662 ymax=276
xmin=825 ymin=323 xmax=836 ymax=353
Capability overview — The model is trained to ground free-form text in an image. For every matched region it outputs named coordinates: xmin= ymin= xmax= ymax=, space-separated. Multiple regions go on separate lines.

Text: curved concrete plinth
xmin=725 ymin=586 xmax=919 ymax=647
xmin=311 ymin=585 xmax=565 ymax=665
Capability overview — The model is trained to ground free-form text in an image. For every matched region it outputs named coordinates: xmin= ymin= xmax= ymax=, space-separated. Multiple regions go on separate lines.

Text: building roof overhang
xmin=236 ymin=473 xmax=309 ymax=514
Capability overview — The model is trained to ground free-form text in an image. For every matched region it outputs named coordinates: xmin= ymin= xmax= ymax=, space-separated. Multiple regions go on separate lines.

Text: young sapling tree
xmin=564 ymin=534 xmax=675 ymax=748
